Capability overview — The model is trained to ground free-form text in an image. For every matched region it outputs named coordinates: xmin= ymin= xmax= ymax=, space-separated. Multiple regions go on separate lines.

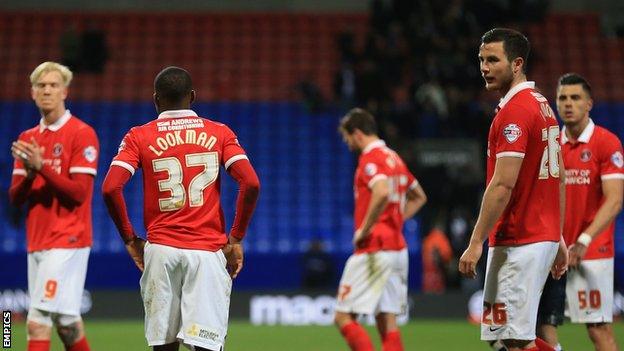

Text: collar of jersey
xmin=561 ymin=118 xmax=595 ymax=144
xmin=362 ymin=139 xmax=386 ymax=154
xmin=39 ymin=109 xmax=71 ymax=133
xmin=497 ymin=81 xmax=535 ymax=110
xmin=157 ymin=109 xmax=198 ymax=119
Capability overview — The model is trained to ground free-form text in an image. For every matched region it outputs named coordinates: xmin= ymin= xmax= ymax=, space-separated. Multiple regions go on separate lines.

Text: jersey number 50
xmin=539 ymin=126 xmax=560 ymax=179
xmin=152 ymin=152 xmax=219 ymax=211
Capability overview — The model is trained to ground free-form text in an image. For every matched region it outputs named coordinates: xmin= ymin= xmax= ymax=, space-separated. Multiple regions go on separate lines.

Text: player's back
xmin=487 ymin=86 xmax=561 ymax=246
xmin=113 ymin=110 xmax=247 ymax=251
xmin=354 ymin=142 xmax=416 ymax=253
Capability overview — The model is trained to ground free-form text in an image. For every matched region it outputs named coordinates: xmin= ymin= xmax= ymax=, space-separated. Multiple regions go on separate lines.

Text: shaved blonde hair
xmin=30 ymin=61 xmax=73 ymax=87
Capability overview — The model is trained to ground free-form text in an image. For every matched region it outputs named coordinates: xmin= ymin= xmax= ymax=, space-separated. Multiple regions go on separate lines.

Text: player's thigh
xmin=141 ymin=243 xmax=184 ymax=346
xmin=537 ymin=274 xmax=566 ymax=327
xmin=176 ymin=248 xmax=231 ymax=351
xmin=335 ymin=252 xmax=392 ymax=315
xmin=565 ymin=258 xmax=613 ymax=323
xmin=481 ymin=242 xmax=558 ymax=341
xmin=376 ymin=249 xmax=408 ymax=315
xmin=29 ymin=248 xmax=90 ymax=315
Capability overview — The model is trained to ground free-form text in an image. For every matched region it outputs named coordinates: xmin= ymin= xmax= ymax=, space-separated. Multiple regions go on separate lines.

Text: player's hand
xmin=352 ymin=228 xmax=368 ymax=248
xmin=125 ymin=236 xmax=146 ymax=272
xmin=223 ymin=237 xmax=243 ymax=279
xmin=551 ymin=240 xmax=568 ymax=279
xmin=11 ymin=138 xmax=44 ymax=171
xmin=459 ymin=243 xmax=482 ymax=279
xmin=567 ymin=242 xmax=587 ymax=269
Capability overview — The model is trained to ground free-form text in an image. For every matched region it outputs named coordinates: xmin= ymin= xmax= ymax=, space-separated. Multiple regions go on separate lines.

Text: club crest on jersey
xmin=612 ymin=151 xmax=624 ymax=168
xmin=364 ymin=163 xmax=378 ymax=176
xmin=580 ymin=149 xmax=592 ymax=162
xmin=52 ymin=143 xmax=63 ymax=157
xmin=503 ymin=124 xmax=522 ymax=143
xmin=83 ymin=146 xmax=97 ymax=163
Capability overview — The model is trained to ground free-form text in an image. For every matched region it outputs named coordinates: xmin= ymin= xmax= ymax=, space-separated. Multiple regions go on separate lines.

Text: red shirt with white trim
xmin=353 ymin=140 xmax=418 ymax=253
xmin=561 ymin=120 xmax=624 ymax=259
xmin=110 ymin=110 xmax=248 ymax=251
xmin=486 ymin=81 xmax=561 ymax=246
xmin=11 ymin=111 xmax=99 ymax=252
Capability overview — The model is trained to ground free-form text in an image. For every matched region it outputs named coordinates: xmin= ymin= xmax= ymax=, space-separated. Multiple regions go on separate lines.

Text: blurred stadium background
xmin=1 ymin=0 xmax=624 ymax=349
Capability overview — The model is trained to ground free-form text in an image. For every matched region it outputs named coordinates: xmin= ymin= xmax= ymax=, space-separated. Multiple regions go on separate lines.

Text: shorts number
xmin=483 ymin=302 xmax=507 ymax=325
xmin=338 ymin=285 xmax=352 ymax=301
xmin=44 ymin=280 xmax=57 ymax=299
xmin=539 ymin=126 xmax=560 ymax=179
xmin=152 ymin=152 xmax=219 ymax=211
xmin=578 ymin=290 xmax=601 ymax=309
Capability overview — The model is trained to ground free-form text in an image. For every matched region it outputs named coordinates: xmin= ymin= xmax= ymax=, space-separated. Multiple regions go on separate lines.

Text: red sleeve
xmin=69 ymin=125 xmax=99 ymax=176
xmin=599 ymin=133 xmax=624 ymax=180
xmin=8 ymin=174 xmax=35 ymax=206
xmin=493 ymin=104 xmax=532 ymax=158
xmin=102 ymin=165 xmax=136 ymax=242
xmin=227 ymin=159 xmax=260 ymax=240
xmin=221 ymin=125 xmax=248 ymax=170
xmin=360 ymin=152 xmax=390 ymax=189
xmin=111 ymin=128 xmax=141 ymax=175
xmin=39 ymin=167 xmax=93 ymax=205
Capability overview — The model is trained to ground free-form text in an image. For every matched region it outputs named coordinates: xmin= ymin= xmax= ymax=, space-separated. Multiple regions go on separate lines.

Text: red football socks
xmin=27 ymin=339 xmax=50 ymax=351
xmin=340 ymin=321 xmax=374 ymax=351
xmin=382 ymin=330 xmax=404 ymax=351
xmin=535 ymin=338 xmax=555 ymax=351
xmin=67 ymin=337 xmax=91 ymax=351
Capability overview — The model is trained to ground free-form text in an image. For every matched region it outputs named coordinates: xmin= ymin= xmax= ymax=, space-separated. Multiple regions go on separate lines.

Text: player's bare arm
xmin=551 ymin=152 xmax=568 ymax=279
xmin=459 ymin=156 xmax=522 ymax=278
xmin=569 ymin=178 xmax=623 ymax=268
xmin=354 ymin=179 xmax=390 ymax=247
xmin=403 ymin=183 xmax=427 ymax=220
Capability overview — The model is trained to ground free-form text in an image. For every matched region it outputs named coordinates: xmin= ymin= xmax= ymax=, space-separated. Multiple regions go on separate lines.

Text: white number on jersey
xmin=539 ymin=126 xmax=560 ymax=179
xmin=152 ymin=152 xmax=219 ymax=211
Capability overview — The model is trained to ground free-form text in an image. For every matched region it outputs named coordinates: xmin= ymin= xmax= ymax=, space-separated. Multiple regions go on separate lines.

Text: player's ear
xmin=512 ymin=57 xmax=524 ymax=75
xmin=190 ymin=90 xmax=196 ymax=105
xmin=153 ymin=92 xmax=160 ymax=110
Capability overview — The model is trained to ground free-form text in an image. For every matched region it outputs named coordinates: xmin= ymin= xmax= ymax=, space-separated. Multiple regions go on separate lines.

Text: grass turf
xmin=8 ymin=319 xmax=623 ymax=350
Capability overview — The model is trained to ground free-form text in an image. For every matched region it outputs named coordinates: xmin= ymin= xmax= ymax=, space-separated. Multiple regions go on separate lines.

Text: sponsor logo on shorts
xmin=489 ymin=326 xmax=503 ymax=332
xmin=3 ymin=310 xmax=11 ymax=348
xmin=187 ymin=323 xmax=219 ymax=342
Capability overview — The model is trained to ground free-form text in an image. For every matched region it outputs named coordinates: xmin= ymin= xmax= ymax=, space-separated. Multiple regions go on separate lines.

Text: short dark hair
xmin=339 ymin=108 xmax=378 ymax=135
xmin=481 ymin=28 xmax=530 ymax=72
xmin=154 ymin=66 xmax=193 ymax=103
xmin=558 ymin=73 xmax=592 ymax=98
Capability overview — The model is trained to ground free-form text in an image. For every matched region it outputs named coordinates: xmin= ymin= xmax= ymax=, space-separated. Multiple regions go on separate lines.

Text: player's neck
xmin=41 ymin=105 xmax=66 ymax=125
xmin=359 ymin=136 xmax=381 ymax=151
xmin=500 ymin=74 xmax=527 ymax=96
xmin=565 ymin=117 xmax=590 ymax=141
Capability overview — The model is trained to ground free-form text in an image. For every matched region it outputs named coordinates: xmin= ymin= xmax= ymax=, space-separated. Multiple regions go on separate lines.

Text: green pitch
xmin=9 ymin=319 xmax=623 ymax=350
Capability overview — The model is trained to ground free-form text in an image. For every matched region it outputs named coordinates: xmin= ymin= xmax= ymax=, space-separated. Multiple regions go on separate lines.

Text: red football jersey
xmin=561 ymin=121 xmax=624 ymax=259
xmin=110 ymin=110 xmax=248 ymax=251
xmin=486 ymin=81 xmax=561 ymax=246
xmin=353 ymin=140 xmax=418 ymax=254
xmin=11 ymin=111 xmax=99 ymax=252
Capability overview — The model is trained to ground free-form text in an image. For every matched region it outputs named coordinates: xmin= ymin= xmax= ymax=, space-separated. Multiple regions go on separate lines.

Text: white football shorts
xmin=141 ymin=242 xmax=232 ymax=350
xmin=566 ymin=257 xmax=613 ymax=323
xmin=27 ymin=247 xmax=90 ymax=318
xmin=481 ymin=241 xmax=558 ymax=341
xmin=335 ymin=249 xmax=408 ymax=316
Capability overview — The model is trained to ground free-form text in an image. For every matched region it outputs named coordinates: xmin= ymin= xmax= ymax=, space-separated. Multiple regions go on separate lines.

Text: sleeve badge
xmin=611 ymin=151 xmax=624 ymax=168
xmin=503 ymin=124 xmax=522 ymax=143
xmin=83 ymin=146 xmax=98 ymax=163
xmin=364 ymin=163 xmax=378 ymax=176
